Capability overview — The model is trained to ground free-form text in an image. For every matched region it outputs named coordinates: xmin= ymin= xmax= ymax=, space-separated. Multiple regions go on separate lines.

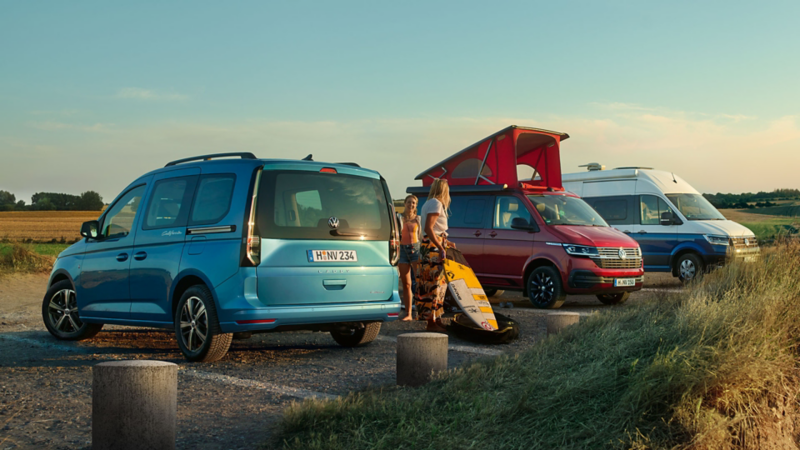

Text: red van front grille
xmin=591 ymin=247 xmax=642 ymax=269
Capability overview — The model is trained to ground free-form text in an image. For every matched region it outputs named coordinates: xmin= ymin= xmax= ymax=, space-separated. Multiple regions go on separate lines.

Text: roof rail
xmin=165 ymin=152 xmax=257 ymax=167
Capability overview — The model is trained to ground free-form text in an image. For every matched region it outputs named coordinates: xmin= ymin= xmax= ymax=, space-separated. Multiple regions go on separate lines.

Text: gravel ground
xmin=0 ymin=272 xmax=680 ymax=449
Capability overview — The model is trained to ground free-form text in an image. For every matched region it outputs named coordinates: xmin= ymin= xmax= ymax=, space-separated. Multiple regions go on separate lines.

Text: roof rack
xmin=407 ymin=184 xmax=509 ymax=195
xmin=165 ymin=152 xmax=257 ymax=167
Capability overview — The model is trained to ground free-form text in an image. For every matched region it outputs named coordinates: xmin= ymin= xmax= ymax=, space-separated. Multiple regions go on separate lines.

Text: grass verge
xmin=0 ymin=243 xmax=56 ymax=274
xmin=271 ymin=244 xmax=800 ymax=449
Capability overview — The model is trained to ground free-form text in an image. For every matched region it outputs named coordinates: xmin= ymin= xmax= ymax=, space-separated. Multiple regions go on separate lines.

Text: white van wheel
xmin=676 ymin=253 xmax=703 ymax=283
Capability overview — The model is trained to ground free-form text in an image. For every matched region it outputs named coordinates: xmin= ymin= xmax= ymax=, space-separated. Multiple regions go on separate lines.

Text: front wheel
xmin=42 ymin=280 xmax=103 ymax=341
xmin=676 ymin=253 xmax=703 ymax=284
xmin=174 ymin=285 xmax=232 ymax=362
xmin=330 ymin=322 xmax=381 ymax=347
xmin=596 ymin=292 xmax=630 ymax=305
xmin=527 ymin=266 xmax=566 ymax=309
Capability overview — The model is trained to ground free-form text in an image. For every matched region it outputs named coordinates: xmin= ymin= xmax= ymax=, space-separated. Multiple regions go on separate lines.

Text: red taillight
xmin=387 ymin=313 xmax=399 ymax=318
xmin=247 ymin=235 xmax=261 ymax=262
xmin=389 ymin=238 xmax=399 ymax=266
xmin=320 ymin=168 xmax=337 ymax=174
xmin=236 ymin=319 xmax=276 ymax=325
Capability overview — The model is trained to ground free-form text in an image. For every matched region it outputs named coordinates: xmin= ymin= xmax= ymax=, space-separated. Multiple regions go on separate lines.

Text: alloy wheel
xmin=680 ymin=259 xmax=696 ymax=280
xmin=47 ymin=289 xmax=83 ymax=333
xmin=530 ymin=272 xmax=555 ymax=305
xmin=180 ymin=296 xmax=209 ymax=352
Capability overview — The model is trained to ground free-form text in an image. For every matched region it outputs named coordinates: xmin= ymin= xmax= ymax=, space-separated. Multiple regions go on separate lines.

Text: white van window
xmin=640 ymin=195 xmax=674 ymax=225
xmin=665 ymin=194 xmax=725 ymax=220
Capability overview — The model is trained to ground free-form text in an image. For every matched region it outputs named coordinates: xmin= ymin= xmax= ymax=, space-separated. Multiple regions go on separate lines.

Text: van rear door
xmin=254 ymin=165 xmax=395 ymax=306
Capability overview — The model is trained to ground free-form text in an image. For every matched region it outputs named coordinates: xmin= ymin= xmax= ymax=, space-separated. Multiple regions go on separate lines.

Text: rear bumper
xmin=218 ymin=290 xmax=402 ymax=333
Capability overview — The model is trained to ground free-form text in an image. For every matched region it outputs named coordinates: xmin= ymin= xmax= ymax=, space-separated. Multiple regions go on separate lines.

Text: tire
xmin=448 ymin=313 xmax=520 ymax=345
xmin=527 ymin=266 xmax=566 ymax=309
xmin=174 ymin=285 xmax=232 ymax=362
xmin=330 ymin=322 xmax=381 ymax=347
xmin=42 ymin=280 xmax=103 ymax=341
xmin=483 ymin=289 xmax=505 ymax=298
xmin=676 ymin=253 xmax=703 ymax=283
xmin=596 ymin=292 xmax=631 ymax=305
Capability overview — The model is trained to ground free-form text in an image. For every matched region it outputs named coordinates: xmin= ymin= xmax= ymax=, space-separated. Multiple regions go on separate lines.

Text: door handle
xmin=116 ymin=253 xmax=129 ymax=262
xmin=638 ymin=230 xmax=648 ymax=234
xmin=134 ymin=251 xmax=147 ymax=261
xmin=489 ymin=231 xmax=497 ymax=237
xmin=474 ymin=230 xmax=482 ymax=237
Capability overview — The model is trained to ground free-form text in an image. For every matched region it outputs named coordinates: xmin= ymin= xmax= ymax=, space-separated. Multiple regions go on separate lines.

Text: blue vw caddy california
xmin=42 ymin=153 xmax=401 ymax=362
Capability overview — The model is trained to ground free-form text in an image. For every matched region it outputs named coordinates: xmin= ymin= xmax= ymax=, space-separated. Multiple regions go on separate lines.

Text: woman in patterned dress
xmin=415 ymin=179 xmax=452 ymax=332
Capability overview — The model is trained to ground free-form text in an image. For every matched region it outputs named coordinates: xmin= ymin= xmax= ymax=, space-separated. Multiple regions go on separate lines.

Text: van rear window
xmin=256 ymin=170 xmax=390 ymax=240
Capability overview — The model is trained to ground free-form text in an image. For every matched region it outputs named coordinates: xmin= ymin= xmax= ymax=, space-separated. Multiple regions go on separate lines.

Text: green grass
xmin=0 ymin=242 xmax=71 ymax=257
xmin=270 ymin=244 xmax=800 ymax=449
xmin=739 ymin=219 xmax=798 ymax=242
xmin=746 ymin=204 xmax=800 ymax=217
xmin=0 ymin=243 xmax=57 ymax=273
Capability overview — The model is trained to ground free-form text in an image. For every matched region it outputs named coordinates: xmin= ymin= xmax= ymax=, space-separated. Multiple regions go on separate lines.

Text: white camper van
xmin=562 ymin=166 xmax=759 ymax=282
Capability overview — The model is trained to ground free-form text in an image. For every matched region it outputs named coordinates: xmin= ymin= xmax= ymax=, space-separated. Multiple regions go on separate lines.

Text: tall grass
xmin=271 ymin=243 xmax=800 ymax=449
xmin=0 ymin=243 xmax=55 ymax=273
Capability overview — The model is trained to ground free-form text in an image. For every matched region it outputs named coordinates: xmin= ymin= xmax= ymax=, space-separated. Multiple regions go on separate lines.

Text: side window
xmin=190 ymin=174 xmax=236 ymax=225
xmin=101 ymin=185 xmax=146 ymax=239
xmin=144 ymin=177 xmax=196 ymax=229
xmin=447 ymin=196 xmax=489 ymax=228
xmin=464 ymin=198 xmax=488 ymax=226
xmin=640 ymin=195 xmax=674 ymax=225
xmin=493 ymin=196 xmax=532 ymax=230
xmin=590 ymin=197 xmax=631 ymax=225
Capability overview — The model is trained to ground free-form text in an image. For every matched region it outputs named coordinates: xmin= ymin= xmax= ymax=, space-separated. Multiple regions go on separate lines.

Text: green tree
xmin=0 ymin=190 xmax=15 ymax=206
xmin=77 ymin=191 xmax=104 ymax=211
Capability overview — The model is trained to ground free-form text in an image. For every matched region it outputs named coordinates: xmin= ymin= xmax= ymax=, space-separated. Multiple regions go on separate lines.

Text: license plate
xmin=743 ymin=256 xmax=757 ymax=263
xmin=614 ymin=278 xmax=636 ymax=287
xmin=307 ymin=250 xmax=358 ymax=262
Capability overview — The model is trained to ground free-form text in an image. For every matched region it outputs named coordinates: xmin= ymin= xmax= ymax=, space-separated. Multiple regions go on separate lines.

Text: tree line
xmin=703 ymin=189 xmax=800 ymax=209
xmin=0 ymin=190 xmax=104 ymax=211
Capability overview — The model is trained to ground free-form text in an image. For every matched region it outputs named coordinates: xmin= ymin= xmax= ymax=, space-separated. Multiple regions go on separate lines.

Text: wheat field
xmin=0 ymin=211 xmax=100 ymax=242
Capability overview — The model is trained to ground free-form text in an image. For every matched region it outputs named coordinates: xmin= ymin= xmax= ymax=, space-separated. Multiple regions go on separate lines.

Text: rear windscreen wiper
xmin=330 ymin=230 xmax=377 ymax=238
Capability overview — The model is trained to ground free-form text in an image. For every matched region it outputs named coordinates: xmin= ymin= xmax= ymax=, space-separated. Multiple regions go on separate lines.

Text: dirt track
xmin=0 ymin=273 xmax=680 ymax=449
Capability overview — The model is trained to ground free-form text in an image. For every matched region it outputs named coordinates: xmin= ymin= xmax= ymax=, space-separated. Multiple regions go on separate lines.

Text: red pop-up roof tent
xmin=415 ymin=125 xmax=569 ymax=190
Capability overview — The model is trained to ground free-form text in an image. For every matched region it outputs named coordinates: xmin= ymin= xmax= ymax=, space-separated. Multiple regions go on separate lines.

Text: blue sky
xmin=2 ymin=1 xmax=799 ymax=204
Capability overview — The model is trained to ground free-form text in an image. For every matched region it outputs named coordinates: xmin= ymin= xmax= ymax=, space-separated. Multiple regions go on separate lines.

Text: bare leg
xmin=398 ymin=263 xmax=413 ymax=321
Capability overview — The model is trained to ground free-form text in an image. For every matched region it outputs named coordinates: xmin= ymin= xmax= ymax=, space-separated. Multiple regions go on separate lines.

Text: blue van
xmin=42 ymin=153 xmax=401 ymax=362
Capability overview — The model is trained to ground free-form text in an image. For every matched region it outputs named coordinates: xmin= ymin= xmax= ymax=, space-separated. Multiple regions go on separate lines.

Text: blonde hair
xmin=402 ymin=194 xmax=418 ymax=222
xmin=427 ymin=179 xmax=451 ymax=211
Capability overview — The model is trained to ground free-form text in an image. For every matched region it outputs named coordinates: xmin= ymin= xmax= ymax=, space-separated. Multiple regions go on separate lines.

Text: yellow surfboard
xmin=444 ymin=260 xmax=498 ymax=331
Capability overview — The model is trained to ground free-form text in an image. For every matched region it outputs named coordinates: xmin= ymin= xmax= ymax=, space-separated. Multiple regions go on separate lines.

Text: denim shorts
xmin=398 ymin=243 xmax=420 ymax=265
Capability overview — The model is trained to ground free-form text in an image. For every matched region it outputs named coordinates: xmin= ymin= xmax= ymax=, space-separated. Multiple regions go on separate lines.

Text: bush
xmin=271 ymin=244 xmax=800 ymax=449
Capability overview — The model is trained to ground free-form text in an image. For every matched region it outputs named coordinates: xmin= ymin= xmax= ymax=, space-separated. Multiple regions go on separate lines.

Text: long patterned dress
xmin=414 ymin=236 xmax=452 ymax=322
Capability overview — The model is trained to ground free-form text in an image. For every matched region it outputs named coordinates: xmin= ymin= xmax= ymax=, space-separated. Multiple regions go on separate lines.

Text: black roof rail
xmin=407 ymin=184 xmax=508 ymax=195
xmin=165 ymin=152 xmax=257 ymax=167
xmin=337 ymin=162 xmax=361 ymax=167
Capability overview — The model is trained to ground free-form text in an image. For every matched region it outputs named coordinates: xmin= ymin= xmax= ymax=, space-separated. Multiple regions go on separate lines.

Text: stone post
xmin=546 ymin=312 xmax=581 ymax=336
xmin=397 ymin=332 xmax=448 ymax=387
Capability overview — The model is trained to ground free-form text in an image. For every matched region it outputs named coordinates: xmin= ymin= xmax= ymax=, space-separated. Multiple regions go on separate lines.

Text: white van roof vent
xmin=579 ymin=162 xmax=605 ymax=171
xmin=614 ymin=166 xmax=654 ymax=170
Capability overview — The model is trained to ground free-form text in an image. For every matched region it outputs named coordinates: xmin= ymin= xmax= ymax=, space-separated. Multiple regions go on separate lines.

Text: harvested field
xmin=0 ymin=211 xmax=100 ymax=243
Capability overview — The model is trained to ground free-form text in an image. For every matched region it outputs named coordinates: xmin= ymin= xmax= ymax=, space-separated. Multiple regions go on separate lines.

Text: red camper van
xmin=408 ymin=126 xmax=644 ymax=308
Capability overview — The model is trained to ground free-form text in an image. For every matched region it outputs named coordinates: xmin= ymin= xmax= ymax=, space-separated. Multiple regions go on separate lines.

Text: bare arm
xmin=425 ymin=212 xmax=446 ymax=258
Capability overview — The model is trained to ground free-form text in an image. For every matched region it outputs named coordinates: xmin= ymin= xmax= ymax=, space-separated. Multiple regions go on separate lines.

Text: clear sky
xmin=1 ymin=1 xmax=799 ymax=204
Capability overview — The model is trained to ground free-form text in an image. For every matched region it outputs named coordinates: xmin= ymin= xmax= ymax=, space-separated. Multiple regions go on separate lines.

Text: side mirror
xmin=511 ymin=217 xmax=535 ymax=231
xmin=81 ymin=220 xmax=100 ymax=239
xmin=660 ymin=211 xmax=674 ymax=226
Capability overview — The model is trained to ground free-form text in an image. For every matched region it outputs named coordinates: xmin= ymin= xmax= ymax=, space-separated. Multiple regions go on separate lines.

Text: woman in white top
xmin=415 ymin=178 xmax=452 ymax=332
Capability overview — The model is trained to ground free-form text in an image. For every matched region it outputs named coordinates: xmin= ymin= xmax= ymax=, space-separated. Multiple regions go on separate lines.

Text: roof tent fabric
xmin=414 ymin=125 xmax=569 ymax=190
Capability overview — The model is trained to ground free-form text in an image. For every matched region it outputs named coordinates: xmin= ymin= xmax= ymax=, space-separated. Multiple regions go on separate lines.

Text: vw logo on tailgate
xmin=328 ymin=217 xmax=339 ymax=229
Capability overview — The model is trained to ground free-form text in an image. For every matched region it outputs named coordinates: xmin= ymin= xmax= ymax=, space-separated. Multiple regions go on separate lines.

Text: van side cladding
xmin=43 ymin=155 xmax=401 ymax=362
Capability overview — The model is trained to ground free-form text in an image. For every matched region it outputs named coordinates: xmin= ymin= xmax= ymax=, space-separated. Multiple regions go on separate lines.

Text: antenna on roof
xmin=579 ymin=162 xmax=605 ymax=171
xmin=672 ymin=172 xmax=678 ymax=183
xmin=302 ymin=154 xmax=313 ymax=161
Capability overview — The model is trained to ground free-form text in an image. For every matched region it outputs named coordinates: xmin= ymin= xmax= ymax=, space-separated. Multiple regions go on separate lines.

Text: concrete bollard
xmin=397 ymin=332 xmax=448 ymax=387
xmin=93 ymin=360 xmax=178 ymax=450
xmin=546 ymin=312 xmax=581 ymax=336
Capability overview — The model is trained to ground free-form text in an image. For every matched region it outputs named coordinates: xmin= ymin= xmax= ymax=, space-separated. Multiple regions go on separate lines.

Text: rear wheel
xmin=676 ymin=253 xmax=703 ymax=283
xmin=330 ymin=322 xmax=381 ymax=347
xmin=483 ymin=289 xmax=505 ymax=298
xmin=527 ymin=266 xmax=566 ymax=309
xmin=174 ymin=285 xmax=232 ymax=362
xmin=42 ymin=280 xmax=103 ymax=341
xmin=596 ymin=292 xmax=630 ymax=305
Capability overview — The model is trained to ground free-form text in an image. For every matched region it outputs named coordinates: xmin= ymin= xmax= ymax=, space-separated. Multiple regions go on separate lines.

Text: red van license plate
xmin=307 ymin=250 xmax=358 ymax=262
xmin=614 ymin=278 xmax=636 ymax=287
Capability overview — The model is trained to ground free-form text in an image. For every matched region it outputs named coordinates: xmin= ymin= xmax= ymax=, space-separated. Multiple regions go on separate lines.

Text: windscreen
xmin=256 ymin=170 xmax=390 ymax=240
xmin=665 ymin=193 xmax=725 ymax=220
xmin=527 ymin=195 xmax=609 ymax=227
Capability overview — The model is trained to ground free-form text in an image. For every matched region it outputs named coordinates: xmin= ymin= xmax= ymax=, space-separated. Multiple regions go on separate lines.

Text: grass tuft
xmin=269 ymin=243 xmax=800 ymax=449
xmin=0 ymin=243 xmax=55 ymax=273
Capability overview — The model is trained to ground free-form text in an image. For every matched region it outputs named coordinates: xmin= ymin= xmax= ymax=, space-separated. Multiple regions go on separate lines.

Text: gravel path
xmin=0 ymin=272 xmax=680 ymax=449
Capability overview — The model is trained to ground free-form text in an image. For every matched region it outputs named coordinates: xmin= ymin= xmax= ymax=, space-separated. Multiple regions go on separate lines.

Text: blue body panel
xmin=48 ymin=158 xmax=400 ymax=333
xmin=631 ymin=233 xmax=726 ymax=272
